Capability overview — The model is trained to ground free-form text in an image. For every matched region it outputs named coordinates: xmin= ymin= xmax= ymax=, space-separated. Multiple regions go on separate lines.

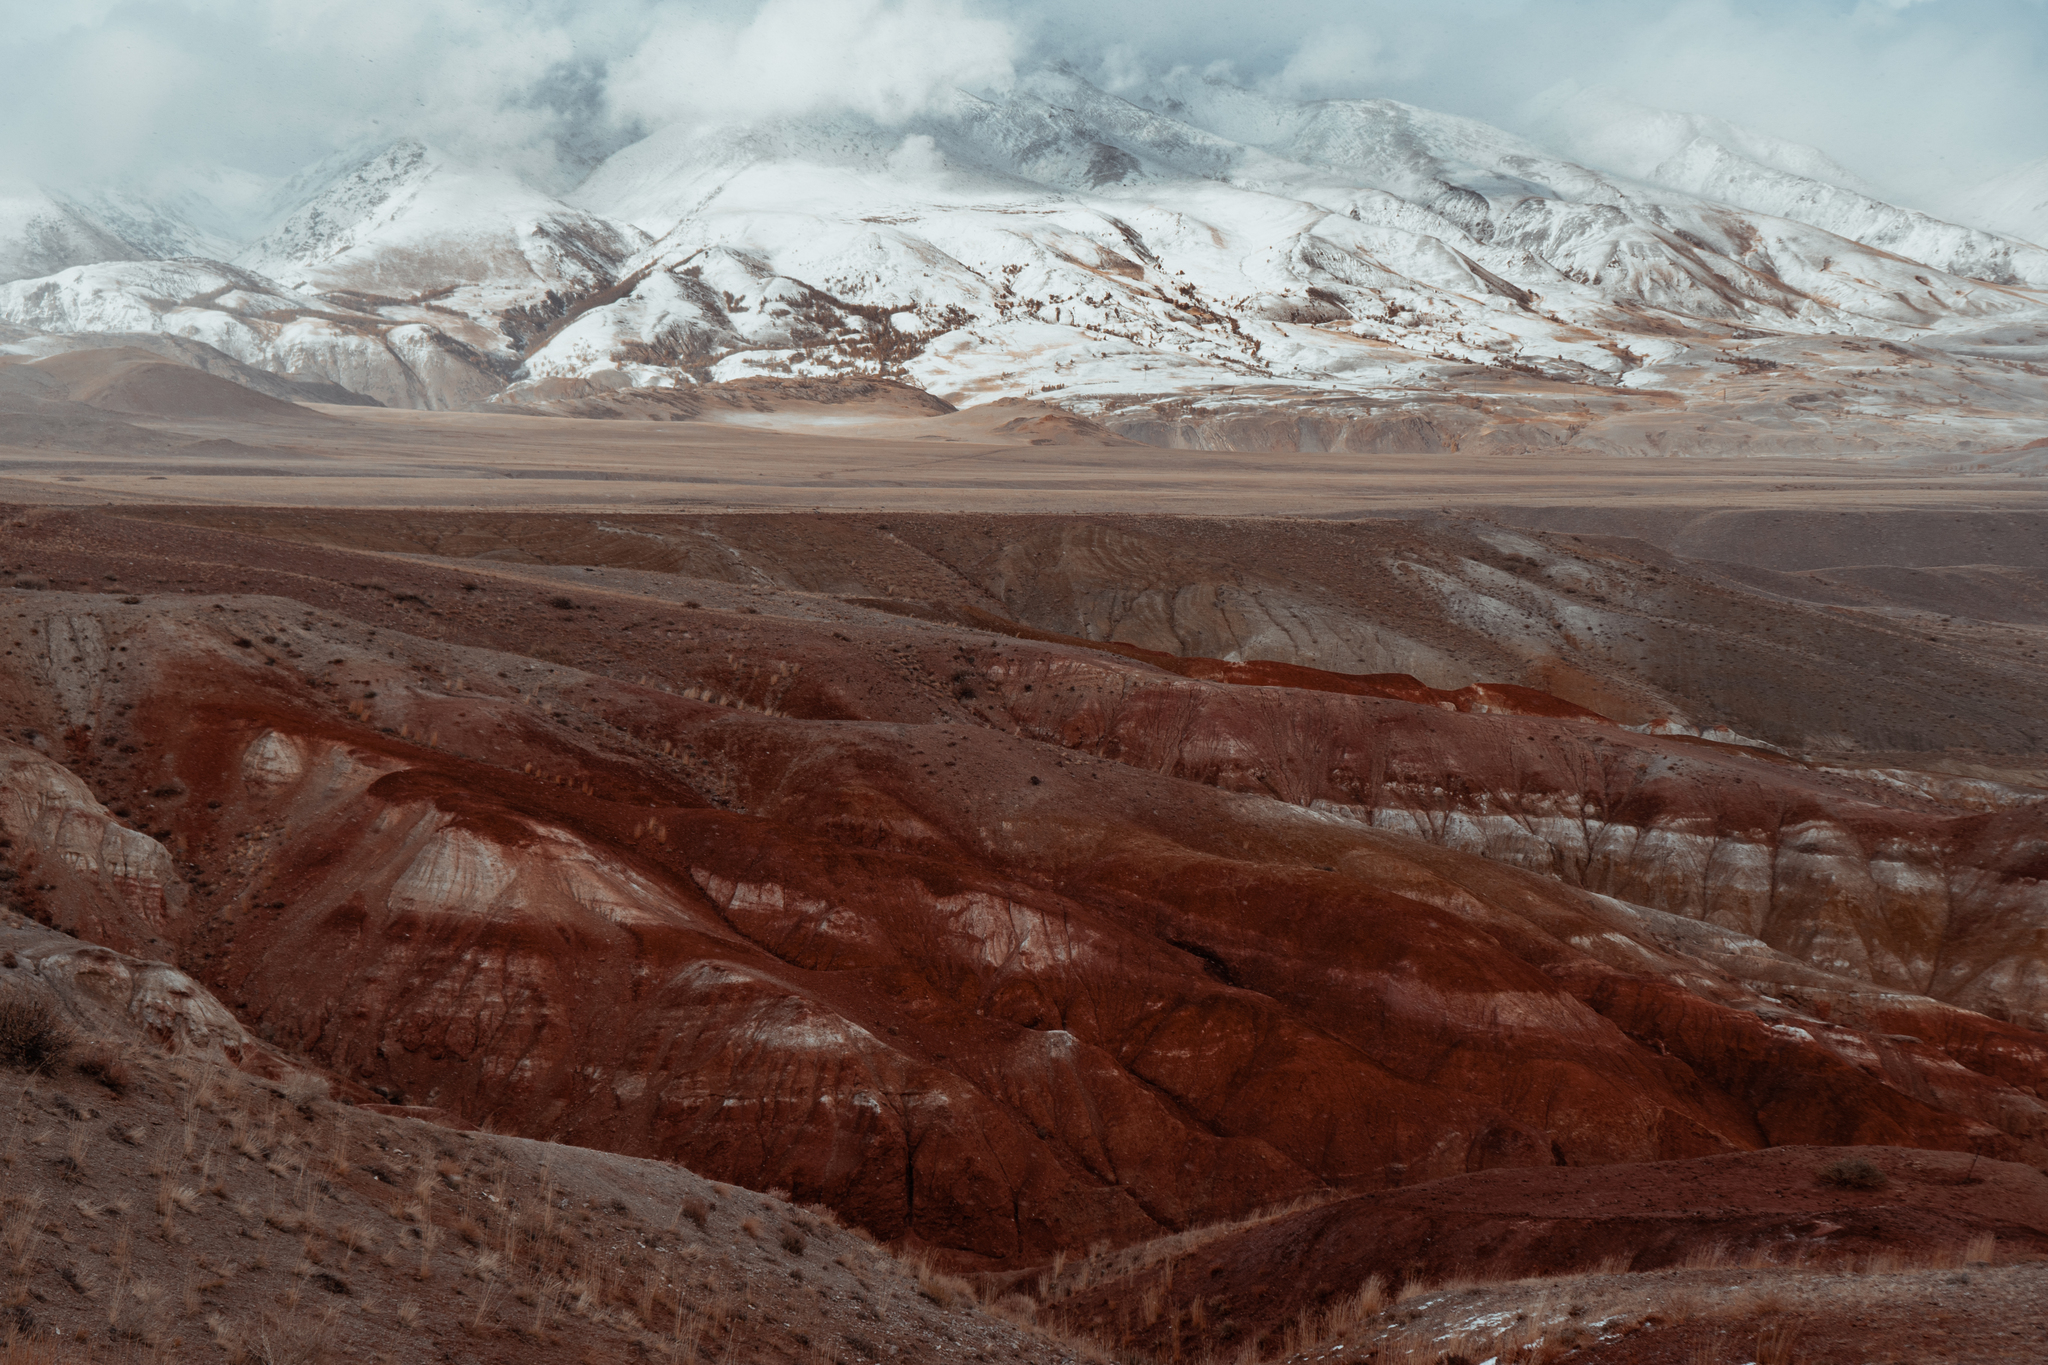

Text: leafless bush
xmin=1817 ymin=1157 xmax=1888 ymax=1190
xmin=281 ymin=1073 xmax=328 ymax=1114
xmin=0 ymin=991 xmax=72 ymax=1071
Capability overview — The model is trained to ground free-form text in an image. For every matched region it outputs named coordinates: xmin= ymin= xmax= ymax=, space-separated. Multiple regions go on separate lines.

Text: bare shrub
xmin=0 ymin=992 xmax=72 ymax=1071
xmin=1817 ymin=1157 xmax=1888 ymax=1190
xmin=281 ymin=1073 xmax=328 ymax=1113
xmin=1679 ymin=1239 xmax=1736 ymax=1270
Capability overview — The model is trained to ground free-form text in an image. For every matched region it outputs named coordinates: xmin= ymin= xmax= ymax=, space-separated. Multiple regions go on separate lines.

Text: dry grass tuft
xmin=70 ymin=1042 xmax=135 ymax=1094
xmin=911 ymin=1254 xmax=972 ymax=1308
xmin=1754 ymin=1319 xmax=1801 ymax=1365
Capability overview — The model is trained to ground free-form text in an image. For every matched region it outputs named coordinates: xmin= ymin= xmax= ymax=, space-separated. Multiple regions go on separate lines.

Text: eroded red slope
xmin=1 ymin=506 xmax=2044 ymax=1272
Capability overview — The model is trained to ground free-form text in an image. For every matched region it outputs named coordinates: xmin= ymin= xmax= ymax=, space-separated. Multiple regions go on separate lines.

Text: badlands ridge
xmin=0 ymin=456 xmax=2045 ymax=1359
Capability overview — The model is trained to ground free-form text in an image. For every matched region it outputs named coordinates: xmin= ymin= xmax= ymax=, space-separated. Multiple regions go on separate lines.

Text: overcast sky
xmin=4 ymin=0 xmax=2042 ymax=211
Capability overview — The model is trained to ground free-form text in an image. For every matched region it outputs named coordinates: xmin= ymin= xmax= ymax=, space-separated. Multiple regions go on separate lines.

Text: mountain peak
xmin=238 ymin=140 xmax=639 ymax=296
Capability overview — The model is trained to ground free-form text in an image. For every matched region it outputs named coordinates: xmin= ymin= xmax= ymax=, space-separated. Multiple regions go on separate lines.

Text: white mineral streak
xmin=1307 ymin=787 xmax=2048 ymax=1028
xmin=43 ymin=614 xmax=107 ymax=728
xmin=25 ymin=940 xmax=257 ymax=1056
xmin=932 ymin=890 xmax=1092 ymax=973
xmin=0 ymin=741 xmax=182 ymax=929
xmin=240 ymin=729 xmax=306 ymax=792
xmin=98 ymin=823 xmax=178 ymax=929
xmin=388 ymin=827 xmax=518 ymax=916
xmin=690 ymin=869 xmax=890 ymax=954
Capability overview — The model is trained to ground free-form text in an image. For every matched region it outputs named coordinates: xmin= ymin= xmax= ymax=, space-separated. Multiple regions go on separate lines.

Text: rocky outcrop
xmin=0 ymin=740 xmax=186 ymax=952
xmin=0 ymin=912 xmax=309 ymax=1079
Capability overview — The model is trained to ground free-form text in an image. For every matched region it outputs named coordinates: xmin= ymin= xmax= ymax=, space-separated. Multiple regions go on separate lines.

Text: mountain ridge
xmin=1 ymin=69 xmax=2044 ymax=443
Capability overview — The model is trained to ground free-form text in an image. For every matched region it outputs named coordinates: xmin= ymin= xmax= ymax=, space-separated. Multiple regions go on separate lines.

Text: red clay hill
xmin=1 ymin=504 xmax=2044 ymax=1278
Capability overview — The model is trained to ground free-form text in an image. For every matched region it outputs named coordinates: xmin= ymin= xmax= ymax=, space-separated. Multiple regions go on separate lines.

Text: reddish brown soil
xmin=853 ymin=597 xmax=1608 ymax=719
xmin=1 ymin=505 xmax=2044 ymax=1283
xmin=0 ymin=913 xmax=1080 ymax=1363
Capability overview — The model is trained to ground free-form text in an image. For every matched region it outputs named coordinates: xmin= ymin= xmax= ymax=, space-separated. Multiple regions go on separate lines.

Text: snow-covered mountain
xmin=0 ymin=258 xmax=505 ymax=409
xmin=540 ymin=67 xmax=2048 ymax=402
xmin=0 ymin=187 xmax=148 ymax=286
xmin=1956 ymin=159 xmax=2048 ymax=249
xmin=0 ymin=164 xmax=281 ymax=285
xmin=4 ymin=68 xmax=2047 ymax=423
xmin=1528 ymin=87 xmax=2048 ymax=288
xmin=239 ymin=141 xmax=645 ymax=300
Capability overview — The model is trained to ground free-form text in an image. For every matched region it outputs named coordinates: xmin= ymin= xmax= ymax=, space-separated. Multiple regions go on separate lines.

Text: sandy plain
xmin=2 ymin=399 xmax=2045 ymax=525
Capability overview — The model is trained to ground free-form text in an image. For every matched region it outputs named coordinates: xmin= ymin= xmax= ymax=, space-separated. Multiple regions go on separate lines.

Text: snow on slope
xmin=1 ymin=144 xmax=649 ymax=409
xmin=53 ymin=181 xmax=253 ymax=263
xmin=0 ymin=259 xmax=503 ymax=409
xmin=561 ymin=96 xmax=1497 ymax=396
xmin=2 ymin=170 xmax=274 ymax=285
xmin=1956 ymin=160 xmax=2048 ymax=249
xmin=549 ymin=68 xmax=2047 ymax=403
xmin=6 ymin=69 xmax=2048 ymax=417
xmin=240 ymin=140 xmax=644 ymax=302
xmin=1528 ymin=87 xmax=2048 ymax=288
xmin=0 ymin=187 xmax=147 ymax=286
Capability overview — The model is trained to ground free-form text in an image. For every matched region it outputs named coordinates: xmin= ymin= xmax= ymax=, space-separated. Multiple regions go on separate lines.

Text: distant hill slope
xmin=1528 ymin=86 xmax=2048 ymax=285
xmin=1958 ymin=157 xmax=2048 ymax=248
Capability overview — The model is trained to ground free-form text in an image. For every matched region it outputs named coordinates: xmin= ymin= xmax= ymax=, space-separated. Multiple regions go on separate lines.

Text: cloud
xmin=0 ymin=0 xmax=1018 ymax=196
xmin=0 ymin=0 xmax=2042 ymax=217
xmin=0 ymin=0 xmax=594 ymax=184
xmin=1266 ymin=25 xmax=1420 ymax=98
xmin=608 ymin=0 xmax=1016 ymax=128
xmin=1031 ymin=0 xmax=2048 ymax=207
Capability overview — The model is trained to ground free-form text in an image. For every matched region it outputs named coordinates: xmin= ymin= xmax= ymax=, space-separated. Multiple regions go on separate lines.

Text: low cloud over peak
xmin=3 ymin=0 xmax=2043 ymax=213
